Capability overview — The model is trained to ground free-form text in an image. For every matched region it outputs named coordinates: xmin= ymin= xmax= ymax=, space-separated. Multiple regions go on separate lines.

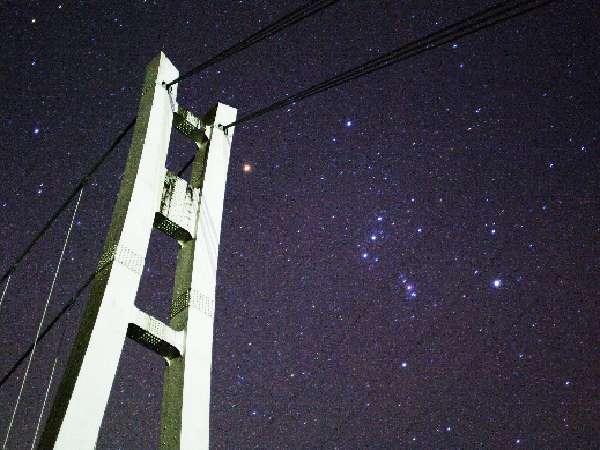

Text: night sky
xmin=1 ymin=1 xmax=599 ymax=448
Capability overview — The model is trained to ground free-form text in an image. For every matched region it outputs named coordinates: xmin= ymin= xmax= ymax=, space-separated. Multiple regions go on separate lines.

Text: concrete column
xmin=38 ymin=53 xmax=178 ymax=450
xmin=160 ymin=104 xmax=236 ymax=450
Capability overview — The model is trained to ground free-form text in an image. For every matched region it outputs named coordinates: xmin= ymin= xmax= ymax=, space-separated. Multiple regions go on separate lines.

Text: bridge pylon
xmin=38 ymin=52 xmax=236 ymax=450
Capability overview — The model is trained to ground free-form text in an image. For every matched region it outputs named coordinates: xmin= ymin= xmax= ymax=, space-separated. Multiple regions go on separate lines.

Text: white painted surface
xmin=50 ymin=53 xmax=178 ymax=450
xmin=179 ymin=105 xmax=236 ymax=450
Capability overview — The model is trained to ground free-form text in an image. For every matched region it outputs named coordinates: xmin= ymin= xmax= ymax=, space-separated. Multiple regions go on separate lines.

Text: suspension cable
xmin=0 ymin=275 xmax=10 ymax=313
xmin=2 ymin=188 xmax=84 ymax=450
xmin=31 ymin=356 xmax=60 ymax=450
xmin=0 ymin=119 xmax=135 ymax=291
xmin=30 ymin=317 xmax=71 ymax=450
xmin=0 ymin=269 xmax=97 ymax=390
xmin=165 ymin=0 xmax=341 ymax=88
xmin=177 ymin=0 xmax=557 ymax=175
xmin=223 ymin=0 xmax=558 ymax=131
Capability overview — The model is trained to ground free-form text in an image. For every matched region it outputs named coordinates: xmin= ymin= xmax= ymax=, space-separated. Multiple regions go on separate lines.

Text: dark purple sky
xmin=1 ymin=1 xmax=598 ymax=448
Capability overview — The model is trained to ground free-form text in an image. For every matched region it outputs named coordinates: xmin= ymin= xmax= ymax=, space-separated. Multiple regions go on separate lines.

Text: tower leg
xmin=160 ymin=104 xmax=236 ymax=450
xmin=38 ymin=53 xmax=178 ymax=450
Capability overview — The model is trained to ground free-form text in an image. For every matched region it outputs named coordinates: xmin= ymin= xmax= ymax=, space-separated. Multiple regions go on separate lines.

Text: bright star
xmin=345 ymin=120 xmax=352 ymax=127
xmin=361 ymin=252 xmax=368 ymax=259
xmin=242 ymin=163 xmax=252 ymax=173
xmin=492 ymin=279 xmax=502 ymax=288
xmin=33 ymin=127 xmax=40 ymax=135
xmin=370 ymin=235 xmax=377 ymax=241
xmin=377 ymin=216 xmax=383 ymax=222
xmin=401 ymin=362 xmax=408 ymax=368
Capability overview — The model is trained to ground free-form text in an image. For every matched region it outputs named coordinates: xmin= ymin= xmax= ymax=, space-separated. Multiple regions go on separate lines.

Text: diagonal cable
xmin=0 ymin=270 xmax=96 ymax=390
xmin=30 ymin=310 xmax=72 ymax=450
xmin=2 ymin=188 xmax=83 ymax=449
xmin=166 ymin=0 xmax=341 ymax=87
xmin=223 ymin=0 xmax=558 ymax=130
xmin=0 ymin=119 xmax=135 ymax=290
xmin=0 ymin=276 xmax=11 ymax=313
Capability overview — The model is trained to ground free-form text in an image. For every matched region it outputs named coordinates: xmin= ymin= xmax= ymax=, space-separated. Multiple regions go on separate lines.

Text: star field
xmin=0 ymin=1 xmax=599 ymax=448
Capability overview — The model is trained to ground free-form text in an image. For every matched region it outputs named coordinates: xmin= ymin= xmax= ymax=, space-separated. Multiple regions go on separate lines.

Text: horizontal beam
xmin=154 ymin=171 xmax=200 ymax=242
xmin=127 ymin=307 xmax=184 ymax=360
xmin=173 ymin=106 xmax=207 ymax=143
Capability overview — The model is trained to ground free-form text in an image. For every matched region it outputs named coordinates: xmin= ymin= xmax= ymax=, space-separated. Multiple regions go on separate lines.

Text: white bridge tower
xmin=38 ymin=53 xmax=236 ymax=449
